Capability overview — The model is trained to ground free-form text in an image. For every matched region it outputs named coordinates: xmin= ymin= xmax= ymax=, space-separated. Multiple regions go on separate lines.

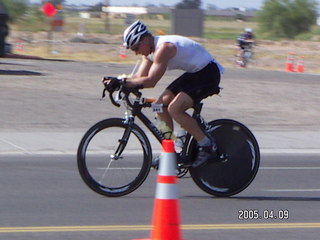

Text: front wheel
xmin=188 ymin=119 xmax=260 ymax=197
xmin=242 ymin=50 xmax=252 ymax=67
xmin=77 ymin=118 xmax=152 ymax=197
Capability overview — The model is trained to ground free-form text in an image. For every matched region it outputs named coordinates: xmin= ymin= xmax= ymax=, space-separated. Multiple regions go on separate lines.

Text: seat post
xmin=192 ymin=102 xmax=203 ymax=117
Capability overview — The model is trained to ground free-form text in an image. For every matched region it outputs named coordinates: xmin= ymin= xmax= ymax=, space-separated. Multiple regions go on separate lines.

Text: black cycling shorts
xmin=167 ymin=61 xmax=221 ymax=103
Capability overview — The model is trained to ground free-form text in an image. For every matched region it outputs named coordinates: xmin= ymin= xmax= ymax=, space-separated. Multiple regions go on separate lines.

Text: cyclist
xmin=104 ymin=20 xmax=224 ymax=168
xmin=236 ymin=28 xmax=255 ymax=64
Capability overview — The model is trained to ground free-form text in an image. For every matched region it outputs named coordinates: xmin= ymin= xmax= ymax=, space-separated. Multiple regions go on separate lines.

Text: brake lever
xmin=101 ymin=87 xmax=121 ymax=107
xmin=101 ymin=87 xmax=107 ymax=99
xmin=109 ymin=91 xmax=121 ymax=107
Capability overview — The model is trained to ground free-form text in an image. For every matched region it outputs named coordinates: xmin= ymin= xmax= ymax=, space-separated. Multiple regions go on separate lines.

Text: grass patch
xmin=11 ymin=13 xmax=258 ymax=40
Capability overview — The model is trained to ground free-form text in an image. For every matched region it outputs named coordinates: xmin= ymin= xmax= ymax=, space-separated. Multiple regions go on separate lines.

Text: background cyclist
xmin=236 ymin=28 xmax=255 ymax=63
xmin=104 ymin=20 xmax=224 ymax=168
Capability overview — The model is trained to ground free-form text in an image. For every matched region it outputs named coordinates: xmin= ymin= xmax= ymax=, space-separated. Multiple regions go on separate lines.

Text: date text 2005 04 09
xmin=238 ymin=209 xmax=289 ymax=220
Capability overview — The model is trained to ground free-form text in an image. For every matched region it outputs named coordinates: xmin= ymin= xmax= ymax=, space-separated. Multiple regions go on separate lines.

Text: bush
xmin=2 ymin=0 xmax=29 ymax=22
xmin=257 ymin=0 xmax=318 ymax=39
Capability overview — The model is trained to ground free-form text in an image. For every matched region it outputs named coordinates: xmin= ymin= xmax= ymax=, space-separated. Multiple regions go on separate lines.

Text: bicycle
xmin=235 ymin=42 xmax=254 ymax=68
xmin=77 ymin=77 xmax=260 ymax=197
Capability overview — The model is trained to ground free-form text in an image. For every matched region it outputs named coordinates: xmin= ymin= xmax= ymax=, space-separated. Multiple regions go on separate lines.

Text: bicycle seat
xmin=143 ymin=97 xmax=156 ymax=103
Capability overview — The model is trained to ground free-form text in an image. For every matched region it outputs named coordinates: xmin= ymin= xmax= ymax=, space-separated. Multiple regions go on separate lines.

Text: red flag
xmin=42 ymin=2 xmax=56 ymax=17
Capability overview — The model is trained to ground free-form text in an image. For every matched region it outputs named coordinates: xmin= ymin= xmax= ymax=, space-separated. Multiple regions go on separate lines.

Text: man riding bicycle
xmin=104 ymin=20 xmax=224 ymax=168
xmin=237 ymin=28 xmax=255 ymax=48
xmin=236 ymin=28 xmax=255 ymax=63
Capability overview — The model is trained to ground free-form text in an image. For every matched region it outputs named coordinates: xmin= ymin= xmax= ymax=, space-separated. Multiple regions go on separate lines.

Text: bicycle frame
xmin=121 ymin=93 xmax=207 ymax=156
xmin=103 ymin=82 xmax=214 ymax=166
xmin=131 ymin=108 xmax=165 ymax=143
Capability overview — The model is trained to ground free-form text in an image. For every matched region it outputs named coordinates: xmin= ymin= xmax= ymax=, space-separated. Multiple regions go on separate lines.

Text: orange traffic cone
xmin=296 ymin=56 xmax=304 ymax=73
xmin=132 ymin=139 xmax=184 ymax=240
xmin=285 ymin=52 xmax=295 ymax=72
xmin=15 ymin=40 xmax=24 ymax=52
xmin=119 ymin=46 xmax=127 ymax=59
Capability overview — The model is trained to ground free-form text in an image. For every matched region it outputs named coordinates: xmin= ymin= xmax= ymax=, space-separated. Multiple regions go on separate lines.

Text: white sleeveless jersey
xmin=148 ymin=35 xmax=224 ymax=74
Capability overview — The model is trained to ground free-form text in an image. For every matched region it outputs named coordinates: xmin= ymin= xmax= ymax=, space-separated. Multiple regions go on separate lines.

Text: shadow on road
xmin=0 ymin=69 xmax=43 ymax=76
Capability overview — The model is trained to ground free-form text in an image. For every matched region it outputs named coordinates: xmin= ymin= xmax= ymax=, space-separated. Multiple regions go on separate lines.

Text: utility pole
xmin=104 ymin=0 xmax=110 ymax=33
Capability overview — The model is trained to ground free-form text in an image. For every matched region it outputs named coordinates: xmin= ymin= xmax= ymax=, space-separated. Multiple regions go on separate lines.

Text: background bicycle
xmin=235 ymin=42 xmax=255 ymax=68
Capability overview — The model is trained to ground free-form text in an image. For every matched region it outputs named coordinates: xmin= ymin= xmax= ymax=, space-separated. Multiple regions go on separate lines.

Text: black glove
xmin=103 ymin=77 xmax=124 ymax=92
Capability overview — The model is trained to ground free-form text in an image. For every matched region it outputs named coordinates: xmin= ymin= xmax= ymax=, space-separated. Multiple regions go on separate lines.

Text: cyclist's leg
xmin=237 ymin=42 xmax=245 ymax=61
xmin=236 ymin=43 xmax=242 ymax=57
xmin=155 ymin=89 xmax=175 ymax=130
xmin=168 ymin=92 xmax=218 ymax=168
xmin=167 ymin=92 xmax=204 ymax=141
xmin=175 ymin=62 xmax=221 ymax=167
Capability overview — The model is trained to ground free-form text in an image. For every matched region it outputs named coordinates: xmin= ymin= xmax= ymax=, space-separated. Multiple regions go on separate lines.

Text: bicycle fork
xmin=111 ymin=115 xmax=134 ymax=160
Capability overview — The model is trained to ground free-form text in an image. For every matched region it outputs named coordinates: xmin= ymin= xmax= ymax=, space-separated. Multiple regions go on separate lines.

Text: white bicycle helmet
xmin=123 ymin=20 xmax=149 ymax=49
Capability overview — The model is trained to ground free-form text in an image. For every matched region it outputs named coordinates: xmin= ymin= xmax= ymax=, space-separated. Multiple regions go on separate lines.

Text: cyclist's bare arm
xmin=126 ymin=42 xmax=176 ymax=88
xmin=244 ymin=39 xmax=255 ymax=44
xmin=133 ymin=56 xmax=152 ymax=78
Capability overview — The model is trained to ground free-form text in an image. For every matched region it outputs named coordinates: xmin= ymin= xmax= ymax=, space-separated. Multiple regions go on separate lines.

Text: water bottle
xmin=175 ymin=128 xmax=186 ymax=148
xmin=155 ymin=118 xmax=176 ymax=140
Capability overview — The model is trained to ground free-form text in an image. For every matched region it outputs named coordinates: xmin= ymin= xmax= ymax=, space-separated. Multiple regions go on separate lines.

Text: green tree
xmin=175 ymin=0 xmax=201 ymax=9
xmin=2 ymin=0 xmax=29 ymax=21
xmin=40 ymin=0 xmax=65 ymax=5
xmin=257 ymin=0 xmax=318 ymax=39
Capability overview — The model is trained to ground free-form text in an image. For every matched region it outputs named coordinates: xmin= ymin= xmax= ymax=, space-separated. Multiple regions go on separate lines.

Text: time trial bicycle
xmin=77 ymin=77 xmax=260 ymax=197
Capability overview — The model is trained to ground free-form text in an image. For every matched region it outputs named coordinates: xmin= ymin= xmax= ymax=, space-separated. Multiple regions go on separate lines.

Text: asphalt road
xmin=0 ymin=153 xmax=320 ymax=240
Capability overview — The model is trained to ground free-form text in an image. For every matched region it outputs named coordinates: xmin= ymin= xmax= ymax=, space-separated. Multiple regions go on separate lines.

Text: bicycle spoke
xmin=98 ymin=157 xmax=114 ymax=185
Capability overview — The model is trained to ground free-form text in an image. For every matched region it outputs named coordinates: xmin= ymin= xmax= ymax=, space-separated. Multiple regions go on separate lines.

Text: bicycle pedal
xmin=152 ymin=164 xmax=159 ymax=170
xmin=151 ymin=156 xmax=160 ymax=170
xmin=178 ymin=162 xmax=192 ymax=168
xmin=218 ymin=153 xmax=228 ymax=163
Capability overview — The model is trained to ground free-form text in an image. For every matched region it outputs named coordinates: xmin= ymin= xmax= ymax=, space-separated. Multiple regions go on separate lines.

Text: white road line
xmin=0 ymin=138 xmax=30 ymax=154
xmin=261 ymin=167 xmax=320 ymax=170
xmin=0 ymin=148 xmax=319 ymax=156
xmin=265 ymin=189 xmax=320 ymax=192
xmin=261 ymin=149 xmax=320 ymax=154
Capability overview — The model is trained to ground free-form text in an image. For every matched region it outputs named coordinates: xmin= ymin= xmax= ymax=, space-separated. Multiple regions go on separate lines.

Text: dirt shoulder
xmin=5 ymin=31 xmax=320 ymax=74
